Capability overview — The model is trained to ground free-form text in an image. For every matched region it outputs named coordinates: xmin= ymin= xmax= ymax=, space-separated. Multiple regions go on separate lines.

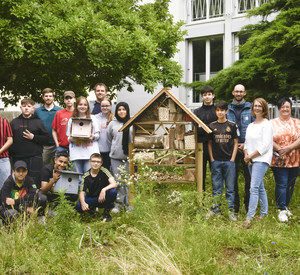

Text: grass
xmin=0 ymin=168 xmax=299 ymax=274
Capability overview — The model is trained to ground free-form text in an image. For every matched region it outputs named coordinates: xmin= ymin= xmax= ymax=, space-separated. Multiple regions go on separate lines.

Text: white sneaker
xmin=229 ymin=213 xmax=238 ymax=222
xmin=111 ymin=207 xmax=120 ymax=214
xmin=286 ymin=209 xmax=292 ymax=217
xmin=278 ymin=210 xmax=288 ymax=222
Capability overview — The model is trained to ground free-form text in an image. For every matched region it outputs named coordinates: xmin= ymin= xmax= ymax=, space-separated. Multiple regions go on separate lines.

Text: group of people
xmin=0 ymin=82 xmax=299 ymax=227
xmin=194 ymin=84 xmax=299 ymax=227
xmin=0 ymin=83 xmax=132 ymax=224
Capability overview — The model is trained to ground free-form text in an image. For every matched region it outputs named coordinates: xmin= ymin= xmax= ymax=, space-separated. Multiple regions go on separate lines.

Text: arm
xmin=40 ymin=170 xmax=61 ymax=194
xmin=277 ymin=137 xmax=300 ymax=158
xmin=244 ymin=149 xmax=260 ymax=164
xmin=98 ymin=177 xmax=117 ymax=203
xmin=52 ymin=128 xmax=59 ymax=147
xmin=256 ymin=122 xmax=273 ymax=156
xmin=79 ymin=191 xmax=89 ymax=211
xmin=25 ymin=122 xmax=50 ymax=146
xmin=0 ymin=136 xmax=13 ymax=155
xmin=208 ymin=139 xmax=214 ymax=162
xmin=230 ymin=138 xmax=238 ymax=162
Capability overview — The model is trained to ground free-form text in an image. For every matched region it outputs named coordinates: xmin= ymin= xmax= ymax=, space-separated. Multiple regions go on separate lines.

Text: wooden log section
xmin=134 ymin=135 xmax=164 ymax=149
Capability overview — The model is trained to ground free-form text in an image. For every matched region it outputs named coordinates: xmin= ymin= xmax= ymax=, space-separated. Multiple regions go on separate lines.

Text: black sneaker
xmin=102 ymin=209 xmax=112 ymax=222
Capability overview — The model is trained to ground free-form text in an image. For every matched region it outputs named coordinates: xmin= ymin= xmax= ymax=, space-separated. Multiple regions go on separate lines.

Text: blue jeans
xmin=247 ymin=162 xmax=269 ymax=219
xmin=211 ymin=160 xmax=236 ymax=213
xmin=0 ymin=158 xmax=11 ymax=189
xmin=271 ymin=167 xmax=299 ymax=210
xmin=74 ymin=189 xmax=117 ymax=213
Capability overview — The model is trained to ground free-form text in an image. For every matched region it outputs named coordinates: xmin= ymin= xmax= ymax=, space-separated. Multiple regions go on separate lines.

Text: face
xmin=43 ymin=92 xmax=54 ymax=105
xmin=201 ymin=92 xmax=215 ymax=105
xmin=54 ymin=156 xmax=69 ymax=170
xmin=77 ymin=99 xmax=88 ymax=114
xmin=20 ymin=103 xmax=34 ymax=118
xmin=101 ymin=100 xmax=112 ymax=115
xmin=216 ymin=108 xmax=228 ymax=120
xmin=64 ymin=96 xmax=75 ymax=108
xmin=232 ymin=85 xmax=246 ymax=102
xmin=117 ymin=106 xmax=127 ymax=119
xmin=253 ymin=100 xmax=263 ymax=117
xmin=13 ymin=168 xmax=28 ymax=182
xmin=279 ymin=101 xmax=291 ymax=118
xmin=94 ymin=85 xmax=107 ymax=102
xmin=89 ymin=157 xmax=102 ymax=170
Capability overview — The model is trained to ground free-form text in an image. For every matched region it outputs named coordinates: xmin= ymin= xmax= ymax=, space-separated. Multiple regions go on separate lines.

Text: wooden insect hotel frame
xmin=119 ymin=88 xmax=211 ymax=202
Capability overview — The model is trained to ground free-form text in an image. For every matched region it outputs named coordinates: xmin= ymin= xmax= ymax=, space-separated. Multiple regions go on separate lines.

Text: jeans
xmin=201 ymin=142 xmax=211 ymax=191
xmin=271 ymin=167 xmax=299 ymax=210
xmin=234 ymin=150 xmax=251 ymax=213
xmin=247 ymin=162 xmax=269 ymax=219
xmin=73 ymin=159 xmax=91 ymax=184
xmin=211 ymin=160 xmax=236 ymax=213
xmin=110 ymin=158 xmax=129 ymax=208
xmin=74 ymin=189 xmax=117 ymax=213
xmin=0 ymin=158 xmax=11 ymax=189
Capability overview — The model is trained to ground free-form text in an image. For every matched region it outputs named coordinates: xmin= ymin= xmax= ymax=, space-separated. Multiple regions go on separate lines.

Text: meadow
xmin=0 ymin=167 xmax=299 ymax=274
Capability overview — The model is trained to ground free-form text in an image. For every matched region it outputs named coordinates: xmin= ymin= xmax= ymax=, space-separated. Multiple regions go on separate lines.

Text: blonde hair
xmin=101 ymin=97 xmax=114 ymax=125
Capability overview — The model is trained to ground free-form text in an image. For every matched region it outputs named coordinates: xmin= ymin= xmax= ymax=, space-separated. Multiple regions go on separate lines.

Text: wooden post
xmin=129 ymin=142 xmax=135 ymax=205
xmin=195 ymin=143 xmax=203 ymax=193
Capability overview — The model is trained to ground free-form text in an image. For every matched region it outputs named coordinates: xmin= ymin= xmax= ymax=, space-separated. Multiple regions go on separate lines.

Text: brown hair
xmin=252 ymin=98 xmax=269 ymax=118
xmin=90 ymin=153 xmax=103 ymax=161
xmin=42 ymin=88 xmax=54 ymax=96
xmin=94 ymin=83 xmax=107 ymax=92
xmin=101 ymin=97 xmax=115 ymax=125
xmin=72 ymin=96 xmax=91 ymax=118
xmin=21 ymin=98 xmax=35 ymax=106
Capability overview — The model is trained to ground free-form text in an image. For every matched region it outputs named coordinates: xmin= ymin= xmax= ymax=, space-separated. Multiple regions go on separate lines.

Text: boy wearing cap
xmin=34 ymin=88 xmax=62 ymax=165
xmin=0 ymin=161 xmax=46 ymax=223
xmin=52 ymin=91 xmax=76 ymax=156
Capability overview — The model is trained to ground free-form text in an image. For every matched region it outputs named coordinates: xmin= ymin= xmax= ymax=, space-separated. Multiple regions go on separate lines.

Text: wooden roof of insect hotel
xmin=119 ymin=88 xmax=211 ymax=134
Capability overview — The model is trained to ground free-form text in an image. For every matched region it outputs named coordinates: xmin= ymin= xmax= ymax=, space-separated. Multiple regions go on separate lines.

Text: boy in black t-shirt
xmin=74 ymin=153 xmax=117 ymax=222
xmin=208 ymin=101 xmax=239 ymax=221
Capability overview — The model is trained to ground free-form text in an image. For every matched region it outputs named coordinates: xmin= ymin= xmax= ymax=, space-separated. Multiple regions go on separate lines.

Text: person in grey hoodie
xmin=107 ymin=102 xmax=132 ymax=213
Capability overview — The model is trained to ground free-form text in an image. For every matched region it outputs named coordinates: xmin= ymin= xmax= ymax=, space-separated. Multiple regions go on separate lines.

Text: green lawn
xmin=0 ymin=168 xmax=299 ymax=274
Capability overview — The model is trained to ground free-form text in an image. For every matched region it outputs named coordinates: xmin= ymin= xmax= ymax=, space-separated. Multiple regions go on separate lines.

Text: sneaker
xmin=286 ymin=209 xmax=292 ymax=217
xmin=243 ymin=219 xmax=252 ymax=229
xmin=278 ymin=210 xmax=288 ymax=222
xmin=229 ymin=213 xmax=238 ymax=222
xmin=111 ymin=207 xmax=120 ymax=214
xmin=102 ymin=210 xmax=112 ymax=222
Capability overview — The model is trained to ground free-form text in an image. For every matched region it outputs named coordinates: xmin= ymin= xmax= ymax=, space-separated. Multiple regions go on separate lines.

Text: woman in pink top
xmin=271 ymin=97 xmax=300 ymax=222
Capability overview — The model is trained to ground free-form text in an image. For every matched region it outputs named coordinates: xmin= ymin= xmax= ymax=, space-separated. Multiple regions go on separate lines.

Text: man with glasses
xmin=227 ymin=84 xmax=255 ymax=213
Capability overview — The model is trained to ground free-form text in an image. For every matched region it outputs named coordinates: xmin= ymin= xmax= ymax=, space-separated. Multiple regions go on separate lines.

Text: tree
xmin=189 ymin=0 xmax=300 ymax=104
xmin=0 ymin=0 xmax=185 ymax=105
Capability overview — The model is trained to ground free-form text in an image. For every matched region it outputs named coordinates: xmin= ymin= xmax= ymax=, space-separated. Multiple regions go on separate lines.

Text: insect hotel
xmin=119 ymin=88 xmax=211 ymax=201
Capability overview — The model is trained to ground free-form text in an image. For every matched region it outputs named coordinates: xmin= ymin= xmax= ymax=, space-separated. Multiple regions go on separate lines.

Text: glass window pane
xmin=210 ymin=37 xmax=223 ymax=76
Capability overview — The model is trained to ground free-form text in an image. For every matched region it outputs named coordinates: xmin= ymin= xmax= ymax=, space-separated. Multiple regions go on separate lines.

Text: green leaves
xmin=0 ymin=0 xmax=184 ymax=104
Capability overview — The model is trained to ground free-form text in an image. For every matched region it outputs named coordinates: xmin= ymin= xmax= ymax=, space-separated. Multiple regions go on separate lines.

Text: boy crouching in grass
xmin=0 ymin=160 xmax=46 ymax=224
xmin=208 ymin=101 xmax=239 ymax=221
xmin=74 ymin=153 xmax=117 ymax=222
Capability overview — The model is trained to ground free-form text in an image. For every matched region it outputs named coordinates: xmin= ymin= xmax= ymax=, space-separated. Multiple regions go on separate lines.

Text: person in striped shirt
xmin=0 ymin=116 xmax=13 ymax=189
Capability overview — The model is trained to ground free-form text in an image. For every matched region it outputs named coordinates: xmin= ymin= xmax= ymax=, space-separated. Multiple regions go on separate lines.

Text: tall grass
xmin=0 ymin=169 xmax=299 ymax=274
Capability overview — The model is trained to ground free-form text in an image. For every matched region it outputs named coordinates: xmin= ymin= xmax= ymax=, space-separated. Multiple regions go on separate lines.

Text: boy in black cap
xmin=0 ymin=160 xmax=46 ymax=223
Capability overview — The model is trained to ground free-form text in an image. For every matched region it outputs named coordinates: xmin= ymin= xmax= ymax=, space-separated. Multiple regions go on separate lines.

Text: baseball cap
xmin=14 ymin=160 xmax=28 ymax=170
xmin=64 ymin=91 xmax=75 ymax=98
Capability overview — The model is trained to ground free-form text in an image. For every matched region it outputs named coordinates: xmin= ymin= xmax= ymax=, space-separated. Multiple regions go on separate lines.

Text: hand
xmin=278 ymin=146 xmax=291 ymax=158
xmin=81 ymin=202 xmax=89 ymax=211
xmin=89 ymin=134 xmax=95 ymax=141
xmin=27 ymin=207 xmax=34 ymax=214
xmin=23 ymin=129 xmax=34 ymax=140
xmin=98 ymin=190 xmax=106 ymax=203
xmin=244 ymin=155 xmax=252 ymax=165
xmin=238 ymin=143 xmax=244 ymax=152
xmin=52 ymin=171 xmax=61 ymax=182
xmin=6 ymin=198 xmax=15 ymax=205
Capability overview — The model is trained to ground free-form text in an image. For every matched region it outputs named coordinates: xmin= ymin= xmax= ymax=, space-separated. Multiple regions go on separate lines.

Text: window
xmin=192 ymin=0 xmax=224 ymax=21
xmin=237 ymin=0 xmax=269 ymax=14
xmin=192 ymin=37 xmax=223 ymax=102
